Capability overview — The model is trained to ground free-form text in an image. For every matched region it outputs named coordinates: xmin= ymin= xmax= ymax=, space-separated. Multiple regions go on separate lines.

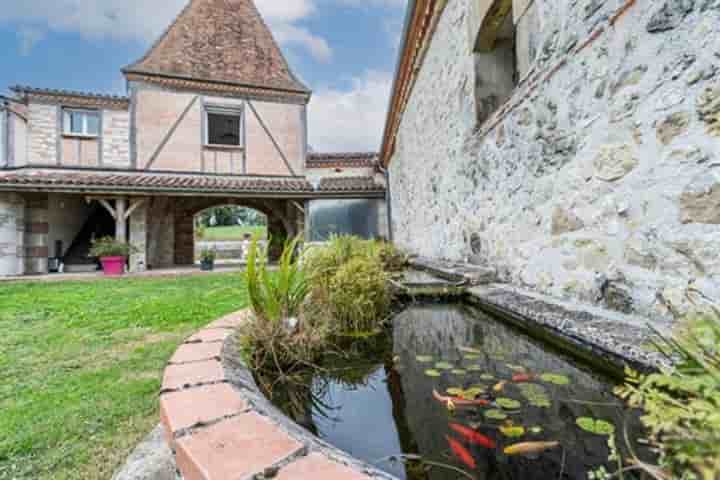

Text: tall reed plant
xmin=246 ymin=235 xmax=310 ymax=323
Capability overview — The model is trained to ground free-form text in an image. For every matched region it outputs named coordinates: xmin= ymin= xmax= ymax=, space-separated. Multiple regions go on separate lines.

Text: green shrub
xmin=88 ymin=236 xmax=137 ymax=258
xmin=327 ymin=256 xmax=391 ymax=333
xmin=195 ymin=224 xmax=207 ymax=240
xmin=616 ymin=307 xmax=720 ymax=479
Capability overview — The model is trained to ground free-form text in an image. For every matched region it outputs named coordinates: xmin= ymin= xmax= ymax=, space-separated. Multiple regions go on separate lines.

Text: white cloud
xmin=308 ymin=70 xmax=393 ymax=152
xmin=0 ymin=0 xmax=332 ymax=61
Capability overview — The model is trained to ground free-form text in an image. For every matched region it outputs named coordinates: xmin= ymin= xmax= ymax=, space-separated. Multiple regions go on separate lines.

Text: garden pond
xmin=260 ymin=303 xmax=654 ymax=480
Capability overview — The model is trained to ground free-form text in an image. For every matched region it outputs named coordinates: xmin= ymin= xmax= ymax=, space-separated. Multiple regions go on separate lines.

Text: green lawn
xmin=0 ymin=273 xmax=249 ymax=480
xmin=200 ymin=225 xmax=267 ymax=241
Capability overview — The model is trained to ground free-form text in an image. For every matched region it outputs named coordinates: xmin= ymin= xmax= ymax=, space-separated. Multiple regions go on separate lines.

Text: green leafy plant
xmin=88 ymin=236 xmax=137 ymax=258
xmin=200 ymin=247 xmax=216 ymax=263
xmin=615 ymin=307 xmax=720 ymax=479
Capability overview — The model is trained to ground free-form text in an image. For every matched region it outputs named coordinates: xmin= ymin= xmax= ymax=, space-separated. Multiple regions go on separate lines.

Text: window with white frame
xmin=63 ymin=109 xmax=100 ymax=137
xmin=205 ymin=106 xmax=244 ymax=147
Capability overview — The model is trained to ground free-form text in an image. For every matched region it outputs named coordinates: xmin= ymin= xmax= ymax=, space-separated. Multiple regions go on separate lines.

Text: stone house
xmin=382 ymin=0 xmax=720 ymax=320
xmin=0 ymin=0 xmax=387 ymax=277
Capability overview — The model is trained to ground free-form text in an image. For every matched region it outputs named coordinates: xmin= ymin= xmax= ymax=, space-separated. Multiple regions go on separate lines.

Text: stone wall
xmin=22 ymin=193 xmax=49 ymax=275
xmin=27 ymin=103 xmax=58 ymax=165
xmin=102 ymin=109 xmax=131 ymax=167
xmin=0 ymin=193 xmax=25 ymax=276
xmin=389 ymin=0 xmax=720 ymax=320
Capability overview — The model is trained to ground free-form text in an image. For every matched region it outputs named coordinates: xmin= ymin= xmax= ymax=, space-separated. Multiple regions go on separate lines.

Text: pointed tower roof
xmin=123 ymin=0 xmax=310 ymax=95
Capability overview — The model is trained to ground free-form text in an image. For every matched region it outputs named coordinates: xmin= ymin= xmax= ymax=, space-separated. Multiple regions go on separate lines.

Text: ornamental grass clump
xmin=328 ymin=256 xmax=392 ymax=333
xmin=615 ymin=306 xmax=720 ymax=480
xmin=303 ymin=235 xmax=399 ymax=333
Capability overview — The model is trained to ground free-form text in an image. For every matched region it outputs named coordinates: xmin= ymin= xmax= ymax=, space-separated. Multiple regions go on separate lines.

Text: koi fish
xmin=512 ymin=373 xmax=535 ymax=383
xmin=493 ymin=380 xmax=508 ymax=392
xmin=433 ymin=389 xmax=490 ymax=407
xmin=446 ymin=435 xmax=477 ymax=469
xmin=449 ymin=423 xmax=497 ymax=449
xmin=503 ymin=441 xmax=560 ymax=456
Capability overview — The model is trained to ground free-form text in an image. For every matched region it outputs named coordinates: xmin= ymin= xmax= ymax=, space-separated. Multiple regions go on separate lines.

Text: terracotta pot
xmin=100 ymin=256 xmax=126 ymax=276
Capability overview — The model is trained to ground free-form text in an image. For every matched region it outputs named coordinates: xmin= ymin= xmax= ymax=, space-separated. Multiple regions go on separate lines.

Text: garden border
xmin=159 ymin=310 xmax=398 ymax=480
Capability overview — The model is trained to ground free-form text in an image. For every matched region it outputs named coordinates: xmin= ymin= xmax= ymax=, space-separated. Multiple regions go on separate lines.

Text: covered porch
xmin=0 ymin=169 xmax=386 ymax=276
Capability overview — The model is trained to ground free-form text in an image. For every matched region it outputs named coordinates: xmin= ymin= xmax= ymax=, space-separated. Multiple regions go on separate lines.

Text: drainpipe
xmin=378 ymin=164 xmax=394 ymax=243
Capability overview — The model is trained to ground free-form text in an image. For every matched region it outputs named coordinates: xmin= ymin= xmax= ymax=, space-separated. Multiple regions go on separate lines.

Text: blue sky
xmin=0 ymin=0 xmax=408 ymax=152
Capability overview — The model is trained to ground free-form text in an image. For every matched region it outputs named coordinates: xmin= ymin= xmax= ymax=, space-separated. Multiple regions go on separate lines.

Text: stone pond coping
xmin=408 ymin=256 xmax=669 ymax=374
xmin=160 ymin=310 xmax=398 ymax=480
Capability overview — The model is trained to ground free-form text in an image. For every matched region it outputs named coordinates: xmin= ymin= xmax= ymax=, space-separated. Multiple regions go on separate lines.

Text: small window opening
xmin=206 ymin=109 xmax=244 ymax=147
xmin=63 ymin=109 xmax=100 ymax=137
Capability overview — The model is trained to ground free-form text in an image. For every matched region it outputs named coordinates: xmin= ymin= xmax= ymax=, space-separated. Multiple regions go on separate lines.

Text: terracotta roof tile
xmin=0 ymin=171 xmax=386 ymax=195
xmin=307 ymin=152 xmax=378 ymax=169
xmin=0 ymin=171 xmax=312 ymax=194
xmin=316 ymin=176 xmax=385 ymax=192
xmin=123 ymin=0 xmax=309 ymax=94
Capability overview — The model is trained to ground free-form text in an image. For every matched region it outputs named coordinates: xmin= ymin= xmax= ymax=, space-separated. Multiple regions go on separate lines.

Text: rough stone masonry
xmin=389 ymin=0 xmax=720 ymax=321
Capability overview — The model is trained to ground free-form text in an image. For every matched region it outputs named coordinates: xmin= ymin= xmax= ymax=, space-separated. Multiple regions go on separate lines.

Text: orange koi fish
xmin=503 ymin=441 xmax=560 ymax=456
xmin=433 ymin=389 xmax=490 ymax=407
xmin=449 ymin=423 xmax=497 ymax=449
xmin=446 ymin=435 xmax=477 ymax=469
xmin=512 ymin=373 xmax=535 ymax=383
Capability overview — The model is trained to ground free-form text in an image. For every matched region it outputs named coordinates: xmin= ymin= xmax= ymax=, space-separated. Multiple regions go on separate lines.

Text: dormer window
xmin=63 ymin=109 xmax=100 ymax=137
xmin=205 ymin=105 xmax=244 ymax=148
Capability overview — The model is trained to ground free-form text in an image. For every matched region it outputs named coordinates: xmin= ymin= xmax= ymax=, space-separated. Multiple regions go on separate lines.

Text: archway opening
xmin=193 ymin=206 xmax=268 ymax=264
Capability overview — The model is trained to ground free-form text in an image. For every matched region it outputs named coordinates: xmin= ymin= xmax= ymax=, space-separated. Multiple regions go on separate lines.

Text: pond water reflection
xmin=263 ymin=303 xmax=652 ymax=480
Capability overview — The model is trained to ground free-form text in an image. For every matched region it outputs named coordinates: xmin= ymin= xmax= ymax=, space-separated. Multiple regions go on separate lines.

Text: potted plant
xmin=89 ymin=236 xmax=137 ymax=277
xmin=200 ymin=247 xmax=217 ymax=271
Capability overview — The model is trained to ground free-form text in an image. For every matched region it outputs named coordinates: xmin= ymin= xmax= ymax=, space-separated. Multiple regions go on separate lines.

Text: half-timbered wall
xmin=131 ymin=82 xmax=305 ymax=176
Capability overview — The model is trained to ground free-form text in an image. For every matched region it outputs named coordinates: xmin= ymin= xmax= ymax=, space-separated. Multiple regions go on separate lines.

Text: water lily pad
xmin=484 ymin=409 xmax=508 ymax=420
xmin=463 ymin=386 xmax=485 ymax=398
xmin=435 ymin=361 xmax=453 ymax=370
xmin=480 ymin=374 xmax=495 ymax=381
xmin=530 ymin=426 xmax=543 ymax=434
xmin=463 ymin=354 xmax=481 ymax=360
xmin=451 ymin=369 xmax=467 ymax=376
xmin=459 ymin=346 xmax=482 ymax=354
xmin=466 ymin=365 xmax=483 ymax=371
xmin=506 ymin=364 xmax=526 ymax=372
xmin=499 ymin=425 xmax=525 ymax=437
xmin=425 ymin=369 xmax=441 ymax=377
xmin=540 ymin=373 xmax=571 ymax=385
xmin=416 ymin=355 xmax=433 ymax=363
xmin=576 ymin=417 xmax=615 ymax=435
xmin=496 ymin=398 xmax=522 ymax=410
xmin=446 ymin=387 xmax=465 ymax=396
xmin=518 ymin=383 xmax=552 ymax=408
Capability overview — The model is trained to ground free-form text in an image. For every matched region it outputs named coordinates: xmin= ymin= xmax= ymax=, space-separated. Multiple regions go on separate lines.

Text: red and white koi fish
xmin=446 ymin=435 xmax=477 ymax=469
xmin=449 ymin=423 xmax=497 ymax=449
xmin=503 ymin=441 xmax=560 ymax=456
xmin=433 ymin=389 xmax=490 ymax=407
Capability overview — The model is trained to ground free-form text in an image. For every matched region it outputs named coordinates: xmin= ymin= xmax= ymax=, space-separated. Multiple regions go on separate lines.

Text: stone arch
xmin=173 ymin=197 xmax=302 ymax=265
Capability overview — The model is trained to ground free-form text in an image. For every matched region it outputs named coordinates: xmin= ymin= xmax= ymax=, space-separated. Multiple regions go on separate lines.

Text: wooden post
xmin=115 ymin=198 xmax=127 ymax=242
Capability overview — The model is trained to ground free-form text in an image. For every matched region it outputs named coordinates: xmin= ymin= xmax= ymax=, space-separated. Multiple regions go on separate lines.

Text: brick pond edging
xmin=160 ymin=310 xmax=397 ymax=480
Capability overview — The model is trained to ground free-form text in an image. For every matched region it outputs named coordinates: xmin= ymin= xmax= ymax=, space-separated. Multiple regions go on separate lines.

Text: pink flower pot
xmin=100 ymin=256 xmax=126 ymax=276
